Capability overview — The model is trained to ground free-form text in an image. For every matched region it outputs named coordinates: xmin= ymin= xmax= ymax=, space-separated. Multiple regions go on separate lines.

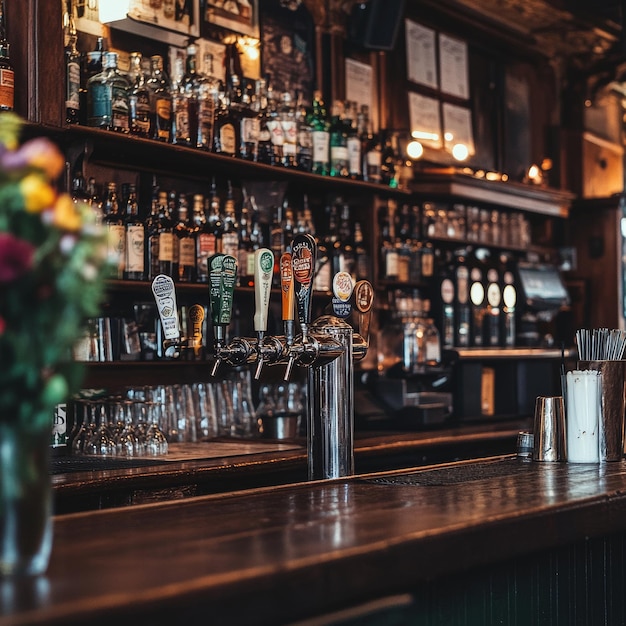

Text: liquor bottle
xmin=310 ymin=91 xmax=330 ymax=176
xmin=220 ymin=181 xmax=239 ymax=259
xmin=453 ymin=249 xmax=471 ymax=347
xmin=345 ymin=101 xmax=362 ymax=180
xmin=213 ymin=85 xmax=239 ymax=157
xmin=246 ymin=195 xmax=264 ymax=286
xmin=255 ymin=78 xmax=274 ymax=165
xmin=484 ymin=258 xmax=502 ymax=346
xmin=362 ymin=107 xmax=382 ymax=184
xmin=266 ymin=86 xmax=285 ymax=166
xmin=123 ymin=183 xmax=145 ymax=281
xmin=395 ymin=203 xmax=412 ymax=283
xmin=155 ymin=190 xmax=174 ymax=277
xmin=64 ymin=11 xmax=81 ymax=124
xmin=380 ymin=130 xmax=399 ymax=188
xmin=191 ymin=193 xmax=210 ymax=283
xmin=500 ymin=254 xmax=517 ymax=347
xmin=380 ymin=200 xmax=398 ymax=281
xmin=408 ymin=204 xmax=422 ymax=282
xmin=237 ymin=194 xmax=252 ymax=284
xmin=145 ymin=182 xmax=161 ymax=280
xmin=239 ymin=83 xmax=259 ymax=161
xmin=295 ymin=90 xmax=312 ymax=172
xmin=0 ymin=0 xmax=13 ymax=112
xmin=312 ymin=210 xmax=331 ymax=293
xmin=146 ymin=55 xmax=172 ymax=142
xmin=269 ymin=202 xmax=285 ymax=286
xmin=206 ymin=178 xmax=223 ymax=254
xmin=197 ymin=53 xmax=220 ymax=150
xmin=171 ymin=56 xmax=189 ymax=145
xmin=279 ymin=90 xmax=297 ymax=168
xmin=337 ymin=202 xmax=356 ymax=279
xmin=181 ymin=44 xmax=200 ymax=148
xmin=128 ymin=52 xmax=151 ymax=138
xmin=102 ymin=182 xmax=125 ymax=279
xmin=86 ymin=176 xmax=103 ymax=225
xmin=353 ymin=221 xmax=370 ymax=280
xmin=329 ymin=101 xmax=349 ymax=177
xmin=468 ymin=249 xmax=488 ymax=347
xmin=87 ymin=52 xmax=130 ymax=133
xmin=326 ymin=202 xmax=342 ymax=275
xmin=174 ymin=193 xmax=195 ymax=282
xmin=435 ymin=251 xmax=455 ymax=349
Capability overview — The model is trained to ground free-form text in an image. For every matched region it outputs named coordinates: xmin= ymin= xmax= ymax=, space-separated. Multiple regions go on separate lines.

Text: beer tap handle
xmin=188 ymin=304 xmax=205 ymax=360
xmin=208 ymin=253 xmax=226 ymax=346
xmin=253 ymin=248 xmax=274 ymax=379
xmin=280 ymin=249 xmax=295 ymax=347
xmin=151 ymin=274 xmax=182 ymax=359
xmin=291 ymin=233 xmax=316 ymax=337
xmin=352 ymin=280 xmax=375 ymax=360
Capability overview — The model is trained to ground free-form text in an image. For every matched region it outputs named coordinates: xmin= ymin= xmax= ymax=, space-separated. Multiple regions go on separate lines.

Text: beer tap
xmin=253 ymin=248 xmax=283 ymax=379
xmin=151 ymin=274 xmax=183 ymax=358
xmin=351 ymin=280 xmax=374 ymax=360
xmin=208 ymin=253 xmax=241 ymax=375
xmin=280 ymin=248 xmax=295 ymax=354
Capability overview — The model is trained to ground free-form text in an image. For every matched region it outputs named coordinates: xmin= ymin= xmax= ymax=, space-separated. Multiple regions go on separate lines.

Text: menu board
xmin=408 ymin=92 xmax=442 ymax=148
xmin=345 ymin=58 xmax=373 ymax=111
xmin=442 ymin=103 xmax=474 ymax=154
xmin=438 ymin=34 xmax=469 ymax=100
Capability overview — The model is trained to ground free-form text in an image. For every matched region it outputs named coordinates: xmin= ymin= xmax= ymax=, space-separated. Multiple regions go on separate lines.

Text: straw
xmin=575 ymin=328 xmax=626 ymax=361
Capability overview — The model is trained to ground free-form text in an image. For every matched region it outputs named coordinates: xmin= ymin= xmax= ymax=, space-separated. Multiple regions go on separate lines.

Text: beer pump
xmin=152 ymin=235 xmax=374 ymax=480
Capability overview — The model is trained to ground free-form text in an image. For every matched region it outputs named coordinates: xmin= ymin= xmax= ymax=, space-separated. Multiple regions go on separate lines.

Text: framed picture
xmin=205 ymin=0 xmax=259 ymax=38
xmin=128 ymin=0 xmax=200 ymax=38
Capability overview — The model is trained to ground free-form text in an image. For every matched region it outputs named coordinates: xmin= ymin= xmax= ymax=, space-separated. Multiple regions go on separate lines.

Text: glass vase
xmin=0 ymin=422 xmax=52 ymax=576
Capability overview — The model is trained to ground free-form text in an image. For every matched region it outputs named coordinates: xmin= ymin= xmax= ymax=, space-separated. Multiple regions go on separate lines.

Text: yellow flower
xmin=20 ymin=173 xmax=56 ymax=213
xmin=51 ymin=193 xmax=82 ymax=232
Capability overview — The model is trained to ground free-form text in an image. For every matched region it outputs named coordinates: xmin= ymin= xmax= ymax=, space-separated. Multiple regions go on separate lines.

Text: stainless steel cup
xmin=533 ymin=395 xmax=566 ymax=462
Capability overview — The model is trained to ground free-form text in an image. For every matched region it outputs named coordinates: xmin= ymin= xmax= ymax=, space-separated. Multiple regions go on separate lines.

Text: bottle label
xmin=66 ymin=61 xmax=80 ymax=111
xmin=347 ymin=137 xmax=362 ymax=174
xmin=159 ymin=232 xmax=174 ymax=261
xmin=219 ymin=123 xmax=236 ymax=155
xmin=385 ymin=250 xmax=399 ymax=278
xmin=125 ymin=225 xmax=145 ymax=272
xmin=133 ymin=91 xmax=151 ymax=133
xmin=312 ymin=131 xmax=330 ymax=162
xmin=456 ymin=266 xmax=469 ymax=303
xmin=503 ymin=284 xmax=516 ymax=309
xmin=179 ymin=238 xmax=195 ymax=266
xmin=441 ymin=278 xmax=455 ymax=304
xmin=155 ymin=98 xmax=172 ymax=140
xmin=470 ymin=281 xmax=485 ymax=306
xmin=222 ymin=232 xmax=238 ymax=258
xmin=107 ymin=223 xmax=126 ymax=273
xmin=330 ymin=145 xmax=348 ymax=164
xmin=196 ymin=233 xmax=213 ymax=278
xmin=51 ymin=403 xmax=67 ymax=448
xmin=487 ymin=282 xmax=501 ymax=307
xmin=175 ymin=99 xmax=189 ymax=140
xmin=268 ymin=120 xmax=285 ymax=146
xmin=281 ymin=120 xmax=297 ymax=147
xmin=111 ymin=84 xmax=129 ymax=130
xmin=241 ymin=117 xmax=259 ymax=144
xmin=89 ymin=82 xmax=111 ymax=123
xmin=0 ymin=68 xmax=14 ymax=110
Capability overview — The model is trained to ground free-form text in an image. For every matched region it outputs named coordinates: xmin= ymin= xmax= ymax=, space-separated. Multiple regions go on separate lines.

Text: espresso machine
xmin=372 ymin=291 xmax=453 ymax=427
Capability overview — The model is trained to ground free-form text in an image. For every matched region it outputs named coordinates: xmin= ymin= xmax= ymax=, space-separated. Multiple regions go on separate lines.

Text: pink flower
xmin=0 ymin=232 xmax=35 ymax=282
xmin=0 ymin=137 xmax=65 ymax=180
xmin=0 ymin=316 xmax=5 ymax=335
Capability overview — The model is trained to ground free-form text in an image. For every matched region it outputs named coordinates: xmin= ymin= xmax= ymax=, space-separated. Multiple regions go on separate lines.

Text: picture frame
xmin=205 ymin=0 xmax=259 ymax=38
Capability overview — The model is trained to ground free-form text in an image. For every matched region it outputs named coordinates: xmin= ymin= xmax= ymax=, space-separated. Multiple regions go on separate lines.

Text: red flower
xmin=0 ymin=316 xmax=5 ymax=335
xmin=0 ymin=232 xmax=35 ymax=282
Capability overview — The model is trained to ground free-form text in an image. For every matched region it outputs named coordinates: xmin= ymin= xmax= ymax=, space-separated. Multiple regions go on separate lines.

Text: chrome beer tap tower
xmin=152 ymin=233 xmax=374 ymax=480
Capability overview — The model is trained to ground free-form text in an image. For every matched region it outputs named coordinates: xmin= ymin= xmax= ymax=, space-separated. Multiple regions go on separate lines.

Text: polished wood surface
xmin=4 ymin=456 xmax=626 ymax=625
xmin=51 ymin=422 xmax=526 ymax=512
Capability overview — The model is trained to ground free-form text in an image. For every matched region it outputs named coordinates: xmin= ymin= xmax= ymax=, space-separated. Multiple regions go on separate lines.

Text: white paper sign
xmin=439 ymin=34 xmax=469 ymax=99
xmin=408 ymin=92 xmax=442 ymax=148
xmin=443 ymin=103 xmax=474 ymax=154
xmin=345 ymin=58 xmax=373 ymax=111
xmin=405 ymin=20 xmax=437 ymax=89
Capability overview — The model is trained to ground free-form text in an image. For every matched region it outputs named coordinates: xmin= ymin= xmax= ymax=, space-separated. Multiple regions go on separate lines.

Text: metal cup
xmin=533 ymin=395 xmax=566 ymax=462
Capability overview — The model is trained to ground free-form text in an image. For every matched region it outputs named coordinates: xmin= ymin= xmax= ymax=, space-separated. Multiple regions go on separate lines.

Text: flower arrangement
xmin=0 ymin=113 xmax=109 ymax=432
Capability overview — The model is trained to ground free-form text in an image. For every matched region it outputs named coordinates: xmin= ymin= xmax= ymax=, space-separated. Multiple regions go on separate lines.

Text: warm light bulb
xmin=406 ymin=140 xmax=424 ymax=160
xmin=452 ymin=143 xmax=469 ymax=161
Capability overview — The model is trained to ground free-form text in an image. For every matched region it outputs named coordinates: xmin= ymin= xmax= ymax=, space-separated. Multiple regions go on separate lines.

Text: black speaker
xmin=348 ymin=0 xmax=406 ymax=51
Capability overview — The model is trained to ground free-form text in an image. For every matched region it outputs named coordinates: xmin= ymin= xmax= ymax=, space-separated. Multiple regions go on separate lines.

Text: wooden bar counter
xmin=5 ymin=455 xmax=626 ymax=625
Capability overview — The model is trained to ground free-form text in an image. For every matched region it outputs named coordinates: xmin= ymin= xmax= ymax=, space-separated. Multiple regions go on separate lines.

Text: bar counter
xmin=5 ymin=455 xmax=626 ymax=625
xmin=51 ymin=421 xmax=527 ymax=512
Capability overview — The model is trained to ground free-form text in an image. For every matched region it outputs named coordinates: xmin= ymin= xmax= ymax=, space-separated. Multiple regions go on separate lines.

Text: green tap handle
xmin=291 ymin=233 xmax=316 ymax=331
xmin=219 ymin=254 xmax=238 ymax=326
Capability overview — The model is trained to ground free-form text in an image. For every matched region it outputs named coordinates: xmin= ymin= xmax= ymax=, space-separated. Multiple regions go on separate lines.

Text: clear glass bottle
xmin=197 ymin=53 xmax=220 ymax=150
xmin=171 ymin=56 xmax=189 ymax=145
xmin=191 ymin=193 xmax=210 ymax=283
xmin=206 ymin=178 xmax=223 ymax=254
xmin=255 ymin=78 xmax=274 ymax=165
xmin=346 ymin=101 xmax=362 ymax=180
xmin=295 ymin=90 xmax=312 ymax=172
xmin=329 ymin=100 xmax=349 ymax=177
xmin=279 ymin=90 xmax=297 ymax=168
xmin=181 ymin=44 xmax=200 ymax=148
xmin=239 ymin=82 xmax=259 ymax=161
xmin=87 ymin=52 xmax=130 ymax=133
xmin=220 ymin=181 xmax=239 ymax=259
xmin=128 ymin=52 xmax=151 ymax=138
xmin=155 ymin=190 xmax=174 ymax=277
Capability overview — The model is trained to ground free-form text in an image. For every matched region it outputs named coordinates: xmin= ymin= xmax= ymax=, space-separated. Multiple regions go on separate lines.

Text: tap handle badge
xmin=331 ymin=271 xmax=354 ymax=319
xmin=291 ymin=233 xmax=316 ymax=327
xmin=208 ymin=253 xmax=226 ymax=326
xmin=353 ymin=280 xmax=374 ymax=344
xmin=254 ymin=247 xmax=274 ymax=332
xmin=219 ymin=254 xmax=238 ymax=326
